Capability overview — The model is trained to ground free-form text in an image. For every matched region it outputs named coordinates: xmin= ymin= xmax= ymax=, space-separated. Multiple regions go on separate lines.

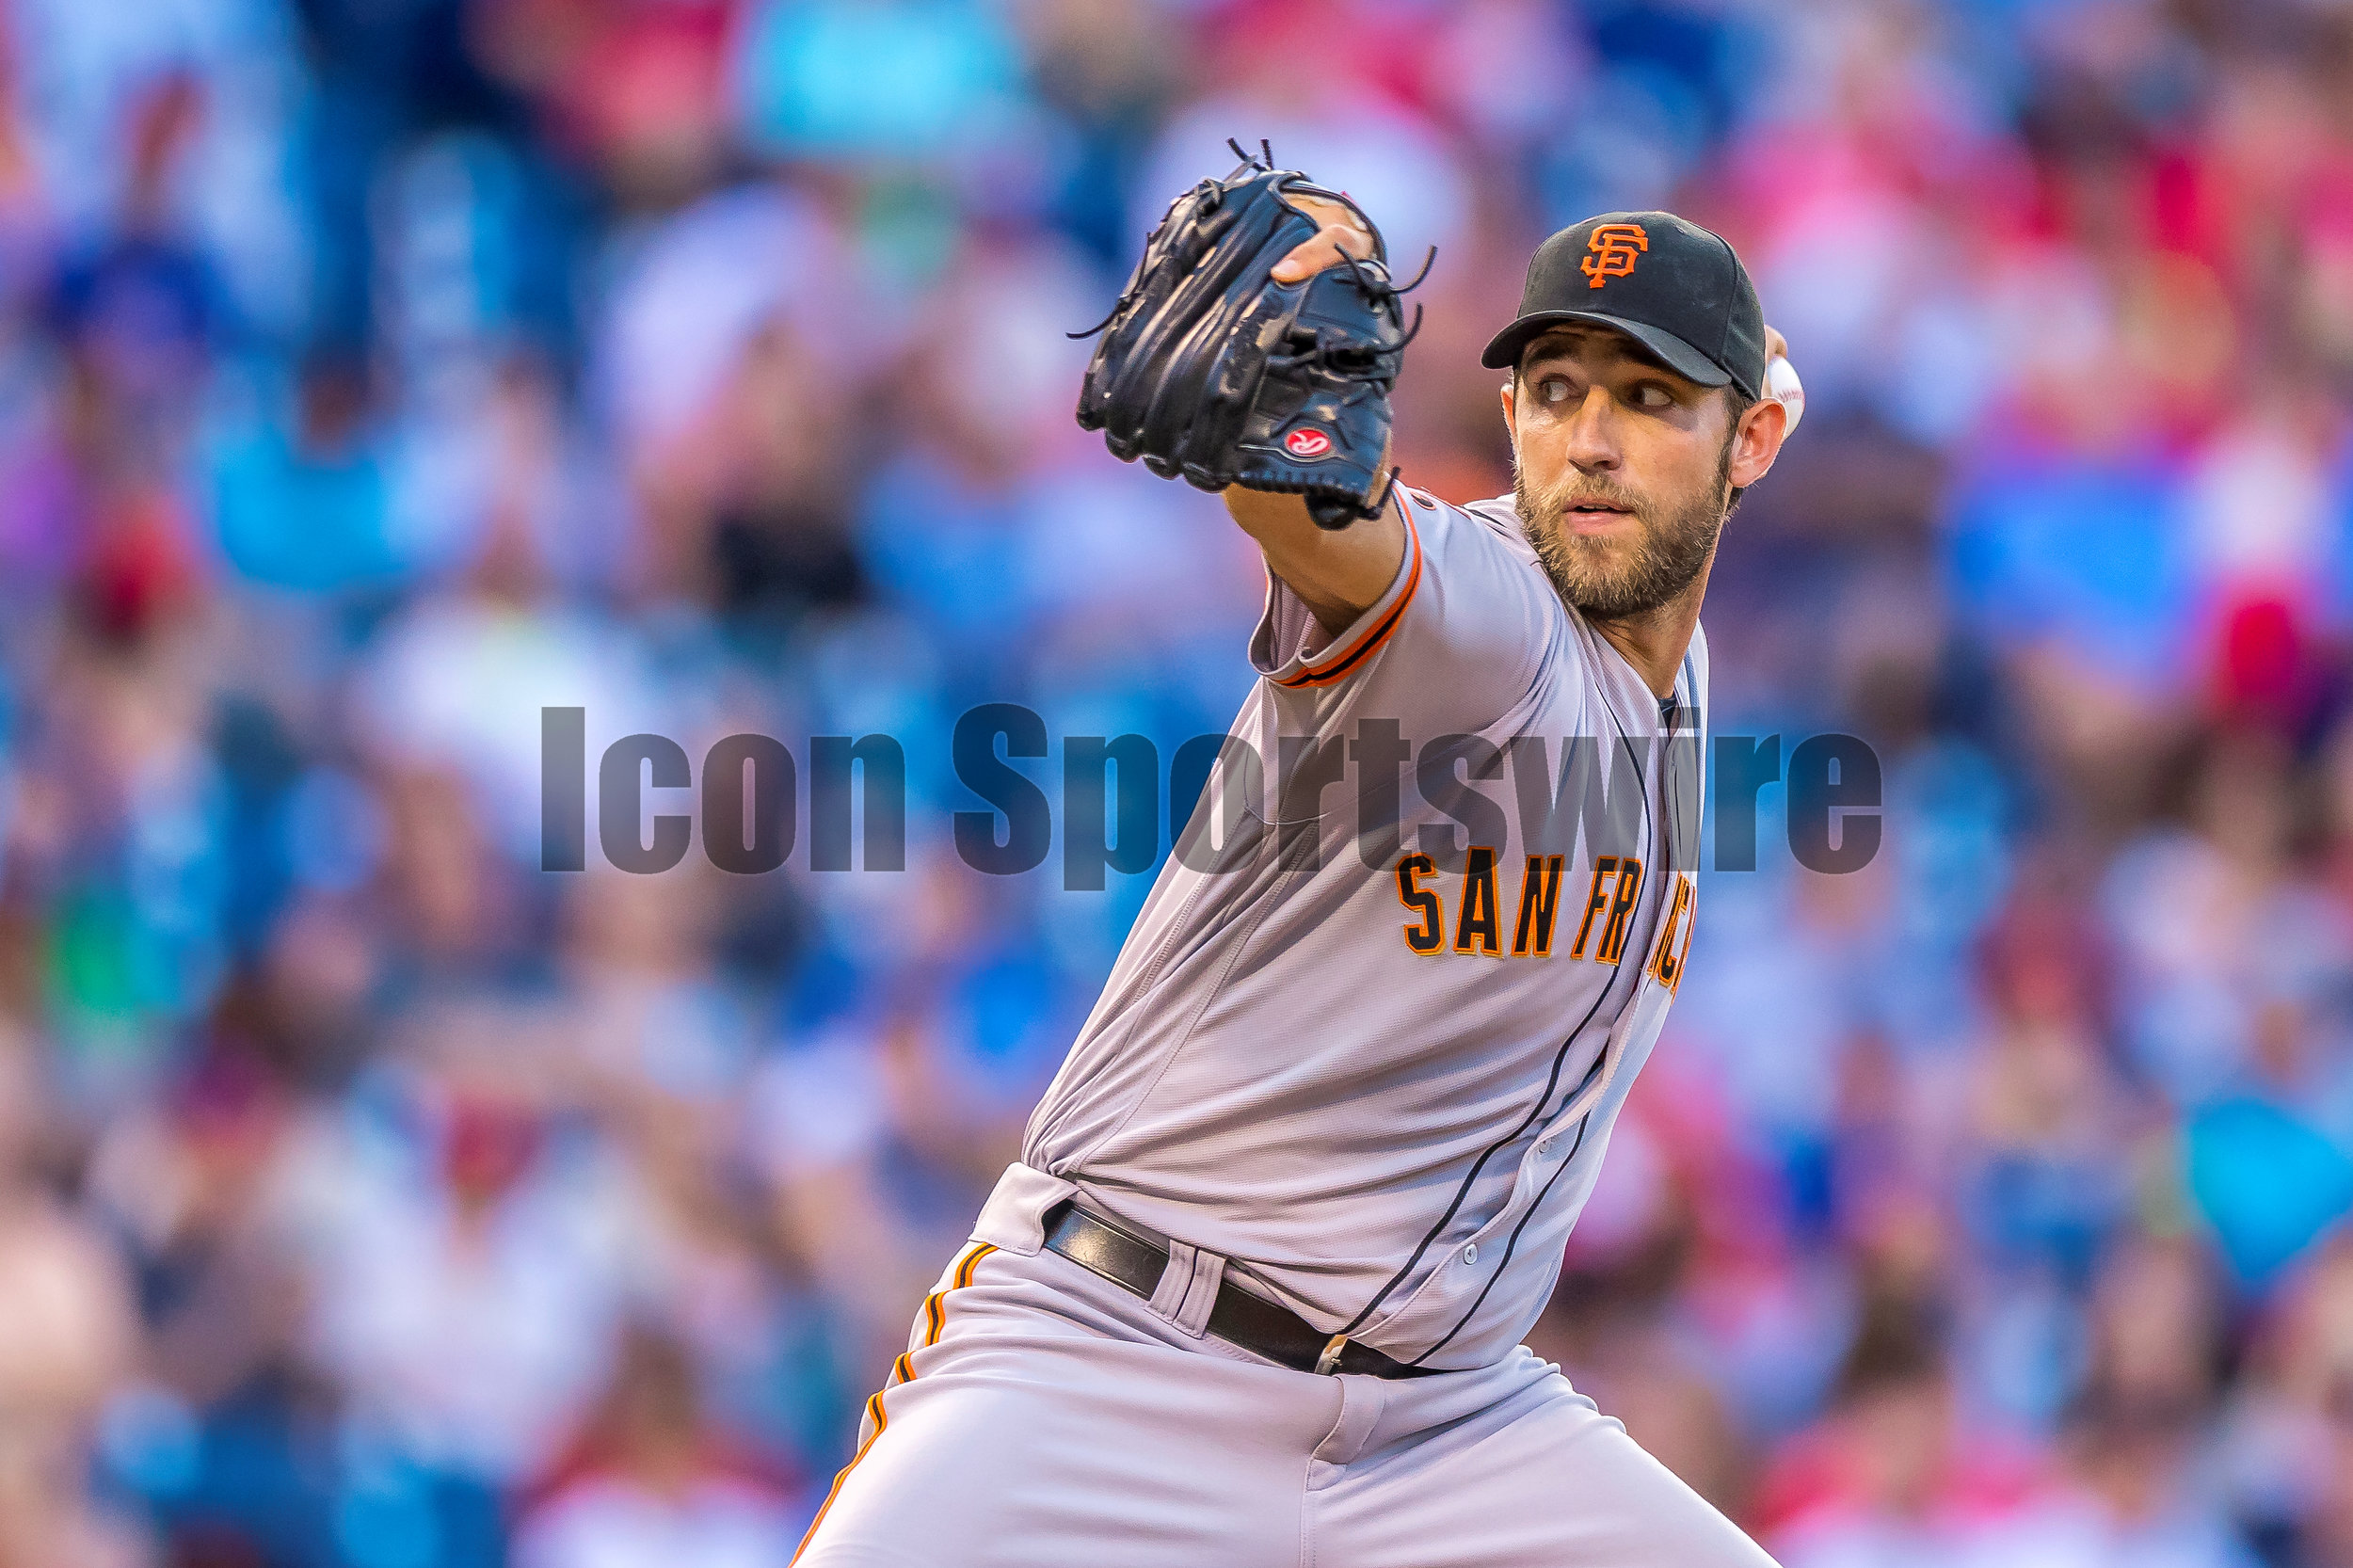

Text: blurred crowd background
xmin=3 ymin=0 xmax=2353 ymax=1563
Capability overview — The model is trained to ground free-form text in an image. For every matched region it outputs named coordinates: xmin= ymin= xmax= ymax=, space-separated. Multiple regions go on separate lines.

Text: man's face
xmin=1504 ymin=327 xmax=1747 ymax=620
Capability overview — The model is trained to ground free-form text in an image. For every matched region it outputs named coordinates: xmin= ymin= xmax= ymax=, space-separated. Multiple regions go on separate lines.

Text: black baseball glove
xmin=1074 ymin=141 xmax=1427 ymax=529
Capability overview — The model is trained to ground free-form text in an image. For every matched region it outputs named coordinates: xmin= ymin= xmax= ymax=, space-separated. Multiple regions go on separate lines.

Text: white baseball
xmin=1766 ymin=354 xmax=1804 ymax=435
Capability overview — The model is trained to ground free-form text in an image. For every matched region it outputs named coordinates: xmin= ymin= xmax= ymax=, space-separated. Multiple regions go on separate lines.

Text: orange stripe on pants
xmin=792 ymin=1241 xmax=998 ymax=1562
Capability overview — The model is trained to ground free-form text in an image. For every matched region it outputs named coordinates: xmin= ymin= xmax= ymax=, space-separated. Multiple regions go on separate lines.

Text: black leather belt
xmin=1042 ymin=1198 xmax=1443 ymax=1379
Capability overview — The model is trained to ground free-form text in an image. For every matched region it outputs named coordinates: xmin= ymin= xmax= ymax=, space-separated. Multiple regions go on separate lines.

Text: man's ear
xmin=1498 ymin=377 xmax=1517 ymax=459
xmin=1726 ymin=393 xmax=1787 ymax=491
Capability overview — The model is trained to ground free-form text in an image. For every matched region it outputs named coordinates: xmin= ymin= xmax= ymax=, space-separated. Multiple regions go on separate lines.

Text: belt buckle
xmin=1314 ymin=1334 xmax=1351 ymax=1376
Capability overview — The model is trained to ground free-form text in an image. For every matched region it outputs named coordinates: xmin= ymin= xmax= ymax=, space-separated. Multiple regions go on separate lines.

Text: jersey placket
xmin=1378 ymin=669 xmax=1689 ymax=1367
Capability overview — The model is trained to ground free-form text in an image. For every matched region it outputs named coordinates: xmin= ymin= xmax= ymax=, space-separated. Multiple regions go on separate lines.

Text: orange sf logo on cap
xmin=1580 ymin=223 xmax=1648 ymax=289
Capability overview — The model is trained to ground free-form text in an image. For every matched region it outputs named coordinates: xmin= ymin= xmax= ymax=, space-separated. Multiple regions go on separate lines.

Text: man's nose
xmin=1561 ymin=386 xmax=1622 ymax=472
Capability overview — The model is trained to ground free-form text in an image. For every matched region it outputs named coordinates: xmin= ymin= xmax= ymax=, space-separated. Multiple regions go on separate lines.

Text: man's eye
xmin=1541 ymin=377 xmax=1571 ymax=405
xmin=1633 ymin=384 xmax=1673 ymax=409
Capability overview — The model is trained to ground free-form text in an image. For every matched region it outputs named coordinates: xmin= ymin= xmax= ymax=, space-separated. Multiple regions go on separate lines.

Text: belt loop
xmin=972 ymin=1163 xmax=1080 ymax=1256
xmin=1147 ymin=1240 xmax=1198 ymax=1321
xmin=1173 ymin=1247 xmax=1225 ymax=1337
xmin=1146 ymin=1239 xmax=1227 ymax=1338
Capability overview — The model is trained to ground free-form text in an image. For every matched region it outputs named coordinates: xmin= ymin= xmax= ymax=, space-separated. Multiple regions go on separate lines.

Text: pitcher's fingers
xmin=1271 ymin=224 xmax=1376 ymax=283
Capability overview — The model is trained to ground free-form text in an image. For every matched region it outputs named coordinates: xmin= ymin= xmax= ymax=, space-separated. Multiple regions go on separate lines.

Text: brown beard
xmin=1514 ymin=437 xmax=1736 ymax=620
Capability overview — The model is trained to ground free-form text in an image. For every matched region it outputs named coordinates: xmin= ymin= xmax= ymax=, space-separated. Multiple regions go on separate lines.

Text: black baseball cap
xmin=1480 ymin=211 xmax=1765 ymax=400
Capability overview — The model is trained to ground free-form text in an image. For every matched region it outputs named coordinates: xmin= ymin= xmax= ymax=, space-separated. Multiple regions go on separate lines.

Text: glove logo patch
xmin=1283 ymin=426 xmax=1336 ymax=460
xmin=1581 ymin=223 xmax=1648 ymax=289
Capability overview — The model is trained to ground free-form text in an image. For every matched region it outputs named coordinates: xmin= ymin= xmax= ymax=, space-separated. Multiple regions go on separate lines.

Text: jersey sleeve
xmin=1248 ymin=488 xmax=1559 ymax=734
xmin=1247 ymin=502 xmax=1424 ymax=691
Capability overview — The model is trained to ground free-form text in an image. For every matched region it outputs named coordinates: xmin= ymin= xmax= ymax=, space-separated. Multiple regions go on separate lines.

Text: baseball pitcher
xmin=795 ymin=147 xmax=1799 ymax=1567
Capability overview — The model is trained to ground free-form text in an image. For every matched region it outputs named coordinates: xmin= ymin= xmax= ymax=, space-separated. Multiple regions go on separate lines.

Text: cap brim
xmin=1479 ymin=311 xmax=1730 ymax=387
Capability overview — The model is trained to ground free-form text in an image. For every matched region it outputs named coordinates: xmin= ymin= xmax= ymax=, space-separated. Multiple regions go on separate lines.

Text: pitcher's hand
xmin=1270 ymin=192 xmax=1379 ymax=284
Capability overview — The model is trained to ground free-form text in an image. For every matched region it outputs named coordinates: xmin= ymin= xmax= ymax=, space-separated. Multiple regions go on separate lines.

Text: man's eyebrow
xmin=1519 ymin=332 xmax=1595 ymax=369
xmin=1519 ymin=333 xmax=1682 ymax=381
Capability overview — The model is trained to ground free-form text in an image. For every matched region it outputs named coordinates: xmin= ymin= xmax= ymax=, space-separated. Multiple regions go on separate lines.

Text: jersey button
xmin=1462 ymin=1243 xmax=1479 ymax=1265
xmin=1537 ymin=1139 xmax=1554 ymax=1157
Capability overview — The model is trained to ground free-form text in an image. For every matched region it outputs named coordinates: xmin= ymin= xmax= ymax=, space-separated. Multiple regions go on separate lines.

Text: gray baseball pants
xmin=793 ymin=1165 xmax=1780 ymax=1567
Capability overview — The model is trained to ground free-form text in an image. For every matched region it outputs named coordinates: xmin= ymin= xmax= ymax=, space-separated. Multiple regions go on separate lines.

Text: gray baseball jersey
xmin=1022 ymin=483 xmax=1706 ymax=1371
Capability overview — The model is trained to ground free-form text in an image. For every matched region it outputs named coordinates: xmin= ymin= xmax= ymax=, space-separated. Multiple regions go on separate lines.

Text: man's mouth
xmin=1560 ymin=500 xmax=1635 ymax=533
